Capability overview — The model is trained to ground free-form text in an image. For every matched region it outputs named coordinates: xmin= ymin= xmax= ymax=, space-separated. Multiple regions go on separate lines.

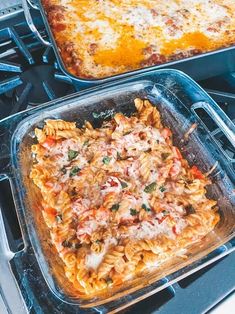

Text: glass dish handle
xmin=191 ymin=101 xmax=235 ymax=150
xmin=26 ymin=0 xmax=39 ymax=10
xmin=22 ymin=0 xmax=51 ymax=47
xmin=0 ymin=132 xmax=11 ymax=176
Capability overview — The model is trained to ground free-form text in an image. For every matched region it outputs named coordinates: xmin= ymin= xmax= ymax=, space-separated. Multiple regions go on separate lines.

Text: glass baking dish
xmin=0 ymin=69 xmax=234 ymax=313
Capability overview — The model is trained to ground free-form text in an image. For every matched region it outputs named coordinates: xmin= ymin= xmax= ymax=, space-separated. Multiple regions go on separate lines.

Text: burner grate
xmin=0 ymin=24 xmax=75 ymax=119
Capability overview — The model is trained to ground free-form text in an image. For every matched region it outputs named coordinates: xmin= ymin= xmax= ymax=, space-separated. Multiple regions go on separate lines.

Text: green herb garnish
xmin=62 ymin=240 xmax=72 ymax=248
xmin=74 ymin=243 xmax=82 ymax=249
xmin=142 ymin=204 xmax=151 ymax=212
xmin=159 ymin=185 xmax=166 ymax=192
xmin=144 ymin=182 xmax=156 ymax=193
xmin=60 ymin=167 xmax=67 ymax=174
xmin=92 ymin=112 xmax=99 ymax=119
xmin=162 ymin=210 xmax=169 ymax=216
xmin=184 ymin=204 xmax=195 ymax=216
xmin=106 ymin=277 xmax=113 ymax=285
xmin=103 ymin=156 xmax=111 ymax=165
xmin=95 ymin=240 xmax=102 ymax=244
xmin=68 ymin=149 xmax=79 ymax=161
xmin=56 ymin=214 xmax=63 ymax=223
xmin=110 ymin=203 xmax=119 ymax=212
xmin=83 ymin=139 xmax=89 ymax=147
xmin=120 ymin=181 xmax=128 ymax=189
xmin=116 ymin=152 xmax=128 ymax=160
xmin=69 ymin=166 xmax=81 ymax=177
xmin=117 ymin=152 xmax=121 ymax=160
xmin=124 ymin=130 xmax=131 ymax=135
xmin=162 ymin=152 xmax=170 ymax=160
xmin=130 ymin=208 xmax=138 ymax=216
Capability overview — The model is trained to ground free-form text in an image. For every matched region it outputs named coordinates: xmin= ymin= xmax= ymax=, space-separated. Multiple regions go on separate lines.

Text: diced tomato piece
xmin=162 ymin=128 xmax=172 ymax=139
xmin=172 ymin=226 xmax=178 ymax=235
xmin=173 ymin=147 xmax=183 ymax=160
xmin=41 ymin=137 xmax=56 ymax=148
xmin=123 ymin=190 xmax=132 ymax=196
xmin=158 ymin=216 xmax=167 ymax=224
xmin=109 ymin=178 xmax=118 ymax=187
xmin=44 ymin=207 xmax=57 ymax=216
xmin=54 ymin=23 xmax=66 ymax=32
xmin=107 ymin=149 xmax=112 ymax=155
xmin=191 ymin=165 xmax=204 ymax=179
xmin=44 ymin=181 xmax=54 ymax=188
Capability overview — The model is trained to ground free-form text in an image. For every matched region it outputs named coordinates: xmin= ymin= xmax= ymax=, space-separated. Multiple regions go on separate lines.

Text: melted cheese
xmin=85 ymin=238 xmax=117 ymax=269
xmin=161 ymin=32 xmax=212 ymax=55
xmin=45 ymin=0 xmax=235 ymax=78
xmin=85 ymin=249 xmax=107 ymax=270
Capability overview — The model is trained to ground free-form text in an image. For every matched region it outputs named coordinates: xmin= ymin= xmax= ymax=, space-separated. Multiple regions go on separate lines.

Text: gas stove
xmin=0 ymin=3 xmax=234 ymax=314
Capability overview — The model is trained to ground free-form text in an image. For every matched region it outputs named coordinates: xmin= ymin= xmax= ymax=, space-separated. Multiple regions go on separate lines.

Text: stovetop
xmin=0 ymin=0 xmax=21 ymax=10
xmin=0 ymin=5 xmax=234 ymax=314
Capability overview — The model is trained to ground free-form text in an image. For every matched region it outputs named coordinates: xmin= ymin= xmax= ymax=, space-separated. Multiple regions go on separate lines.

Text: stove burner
xmin=15 ymin=64 xmax=73 ymax=106
xmin=0 ymin=25 xmax=75 ymax=119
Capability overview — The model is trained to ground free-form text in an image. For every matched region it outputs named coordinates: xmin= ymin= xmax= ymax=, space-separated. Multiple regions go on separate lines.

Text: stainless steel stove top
xmin=0 ymin=0 xmax=23 ymax=20
xmin=0 ymin=0 xmax=21 ymax=10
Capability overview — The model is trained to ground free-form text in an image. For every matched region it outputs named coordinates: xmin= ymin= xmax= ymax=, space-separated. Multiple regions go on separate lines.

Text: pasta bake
xmin=41 ymin=0 xmax=235 ymax=78
xmin=30 ymin=98 xmax=219 ymax=295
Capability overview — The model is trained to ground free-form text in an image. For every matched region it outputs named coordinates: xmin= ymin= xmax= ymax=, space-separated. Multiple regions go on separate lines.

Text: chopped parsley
xmin=60 ymin=167 xmax=67 ymax=174
xmin=110 ymin=203 xmax=119 ymax=212
xmin=56 ymin=214 xmax=63 ymax=223
xmin=120 ymin=181 xmax=128 ymax=189
xmin=162 ymin=152 xmax=170 ymax=160
xmin=69 ymin=166 xmax=81 ymax=177
xmin=144 ymin=182 xmax=156 ymax=193
xmin=184 ymin=204 xmax=196 ymax=215
xmin=62 ymin=240 xmax=72 ymax=248
xmin=106 ymin=277 xmax=113 ymax=285
xmin=142 ymin=204 xmax=151 ymax=212
xmin=130 ymin=208 xmax=138 ymax=216
xmin=68 ymin=149 xmax=79 ymax=161
xmin=74 ymin=243 xmax=82 ymax=249
xmin=117 ymin=152 xmax=121 ymax=160
xmin=162 ymin=210 xmax=169 ymax=216
xmin=95 ymin=240 xmax=102 ymax=244
xmin=116 ymin=152 xmax=128 ymax=160
xmin=103 ymin=156 xmax=111 ymax=165
xmin=92 ymin=112 xmax=100 ymax=119
xmin=124 ymin=130 xmax=131 ymax=135
xmin=83 ymin=139 xmax=89 ymax=147
xmin=159 ymin=185 xmax=166 ymax=192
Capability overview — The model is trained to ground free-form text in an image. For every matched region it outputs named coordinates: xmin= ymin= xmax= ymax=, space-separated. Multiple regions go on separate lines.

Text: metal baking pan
xmin=22 ymin=0 xmax=235 ymax=89
xmin=0 ymin=69 xmax=234 ymax=312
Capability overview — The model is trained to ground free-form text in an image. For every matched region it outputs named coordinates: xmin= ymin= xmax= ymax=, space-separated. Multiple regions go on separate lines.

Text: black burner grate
xmin=0 ymin=24 xmax=74 ymax=119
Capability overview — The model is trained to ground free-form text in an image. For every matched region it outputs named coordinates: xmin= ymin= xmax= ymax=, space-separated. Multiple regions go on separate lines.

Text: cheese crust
xmin=42 ymin=0 xmax=235 ymax=79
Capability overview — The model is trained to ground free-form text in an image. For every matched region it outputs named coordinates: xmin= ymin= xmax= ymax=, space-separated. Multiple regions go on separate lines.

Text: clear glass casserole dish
xmin=0 ymin=69 xmax=234 ymax=313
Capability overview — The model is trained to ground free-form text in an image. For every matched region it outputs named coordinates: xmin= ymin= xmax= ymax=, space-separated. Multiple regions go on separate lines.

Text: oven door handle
xmin=22 ymin=0 xmax=51 ymax=47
